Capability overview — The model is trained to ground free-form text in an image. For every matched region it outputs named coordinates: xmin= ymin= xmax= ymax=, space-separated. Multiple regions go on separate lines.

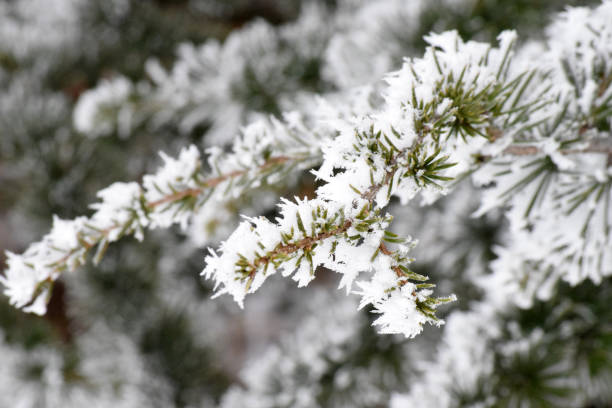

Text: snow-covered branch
xmin=3 ymin=2 xmax=612 ymax=343
xmin=1 ymin=109 xmax=337 ymax=314
xmin=204 ymin=29 xmax=546 ymax=337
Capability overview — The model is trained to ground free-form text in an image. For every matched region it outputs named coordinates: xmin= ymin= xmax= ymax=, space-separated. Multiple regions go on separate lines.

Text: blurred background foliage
xmin=0 ymin=0 xmax=606 ymax=407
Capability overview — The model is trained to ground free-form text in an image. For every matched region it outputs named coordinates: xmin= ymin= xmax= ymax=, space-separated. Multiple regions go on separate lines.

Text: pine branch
xmin=4 ymin=2 xmax=612 ymax=343
xmin=1 ymin=114 xmax=328 ymax=314
xmin=204 ymin=30 xmax=534 ymax=337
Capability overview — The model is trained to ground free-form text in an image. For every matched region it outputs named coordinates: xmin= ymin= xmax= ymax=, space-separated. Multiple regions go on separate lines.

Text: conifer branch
xmin=3 ymin=3 xmax=612 ymax=343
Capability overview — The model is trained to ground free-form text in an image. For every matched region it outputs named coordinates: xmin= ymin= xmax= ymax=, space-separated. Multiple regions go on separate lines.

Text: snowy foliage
xmin=73 ymin=4 xmax=335 ymax=145
xmin=2 ymin=0 xmax=612 ymax=405
xmin=73 ymin=77 xmax=135 ymax=138
xmin=5 ymin=1 xmax=612 ymax=339
xmin=473 ymin=2 xmax=612 ymax=307
xmin=322 ymin=0 xmax=427 ymax=88
xmin=0 ymin=0 xmax=82 ymax=63
xmin=0 ymin=323 xmax=172 ymax=408
xmin=221 ymin=294 xmax=363 ymax=408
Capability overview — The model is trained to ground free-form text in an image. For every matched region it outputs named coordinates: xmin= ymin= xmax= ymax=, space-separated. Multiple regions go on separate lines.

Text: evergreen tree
xmin=1 ymin=1 xmax=609 ymax=407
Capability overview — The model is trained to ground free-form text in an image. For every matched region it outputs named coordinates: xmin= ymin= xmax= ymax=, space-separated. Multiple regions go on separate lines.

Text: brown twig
xmin=379 ymin=242 xmax=407 ymax=282
xmin=502 ymin=142 xmax=612 ymax=157
xmin=147 ymin=155 xmax=292 ymax=209
xmin=250 ymin=219 xmax=353 ymax=271
xmin=147 ymin=188 xmax=202 ymax=209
